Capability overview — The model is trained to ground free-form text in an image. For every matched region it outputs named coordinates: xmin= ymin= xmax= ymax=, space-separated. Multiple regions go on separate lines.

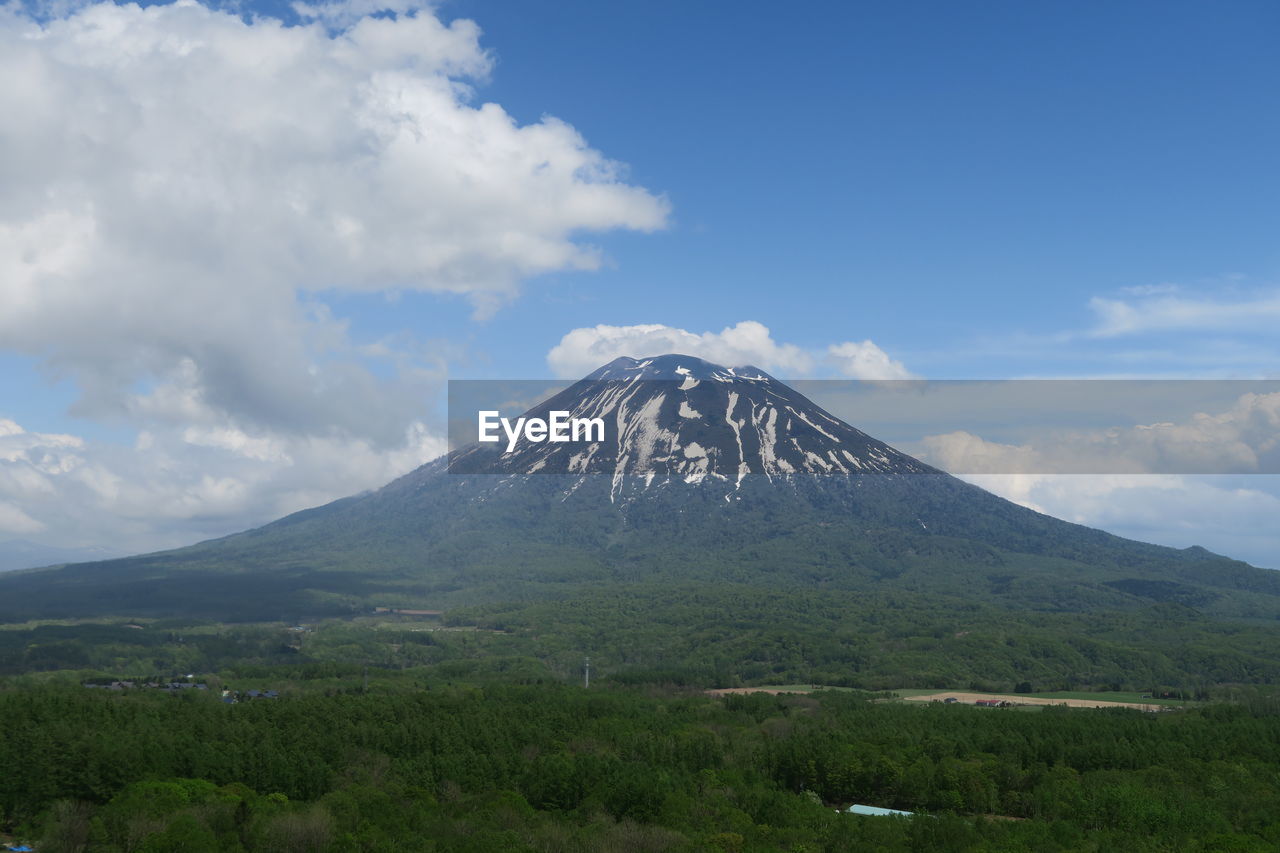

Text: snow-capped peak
xmin=449 ymin=354 xmax=935 ymax=492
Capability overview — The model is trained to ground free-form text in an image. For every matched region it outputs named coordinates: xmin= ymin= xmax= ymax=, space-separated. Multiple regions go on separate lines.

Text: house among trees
xmin=84 ymin=680 xmax=208 ymax=692
xmin=221 ymin=688 xmax=280 ymax=703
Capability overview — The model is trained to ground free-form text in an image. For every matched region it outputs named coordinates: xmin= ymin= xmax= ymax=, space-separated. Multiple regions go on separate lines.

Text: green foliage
xmin=6 ymin=580 xmax=1280 ymax=696
xmin=2 ymin=684 xmax=1279 ymax=851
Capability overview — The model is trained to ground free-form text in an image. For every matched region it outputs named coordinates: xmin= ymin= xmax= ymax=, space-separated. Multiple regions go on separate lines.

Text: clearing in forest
xmin=902 ymin=691 xmax=1164 ymax=711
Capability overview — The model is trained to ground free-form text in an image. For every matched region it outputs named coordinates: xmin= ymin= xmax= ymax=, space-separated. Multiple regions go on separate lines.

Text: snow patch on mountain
xmin=451 ymin=354 xmax=938 ymax=492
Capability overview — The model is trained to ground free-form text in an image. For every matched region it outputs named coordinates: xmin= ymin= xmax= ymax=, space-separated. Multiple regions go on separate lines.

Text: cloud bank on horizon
xmin=907 ymin=392 xmax=1280 ymax=568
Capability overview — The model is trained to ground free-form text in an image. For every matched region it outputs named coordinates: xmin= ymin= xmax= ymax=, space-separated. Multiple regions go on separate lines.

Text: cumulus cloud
xmin=0 ymin=414 xmax=445 ymax=553
xmin=291 ymin=0 xmax=426 ymax=29
xmin=547 ymin=322 xmax=814 ymax=377
xmin=547 ymin=321 xmax=911 ymax=379
xmin=826 ymin=340 xmax=915 ymax=380
xmin=0 ymin=0 xmax=666 ymax=437
xmin=0 ymin=0 xmax=666 ymax=553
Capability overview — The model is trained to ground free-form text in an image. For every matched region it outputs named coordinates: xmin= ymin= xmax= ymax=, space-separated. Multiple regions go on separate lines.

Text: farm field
xmin=705 ymin=685 xmax=882 ymax=696
xmin=705 ymin=684 xmax=819 ymax=696
xmin=1029 ymin=689 xmax=1194 ymax=707
xmin=901 ymin=691 xmax=1166 ymax=711
xmin=705 ymin=686 xmax=1195 ymax=711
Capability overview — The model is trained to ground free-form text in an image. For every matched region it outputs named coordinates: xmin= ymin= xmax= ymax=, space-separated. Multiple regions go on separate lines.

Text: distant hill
xmin=0 ymin=539 xmax=118 ymax=573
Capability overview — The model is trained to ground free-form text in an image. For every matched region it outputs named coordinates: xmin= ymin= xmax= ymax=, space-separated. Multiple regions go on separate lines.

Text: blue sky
xmin=1 ymin=0 xmax=1278 ymax=564
xmin=407 ymin=0 xmax=1280 ymax=378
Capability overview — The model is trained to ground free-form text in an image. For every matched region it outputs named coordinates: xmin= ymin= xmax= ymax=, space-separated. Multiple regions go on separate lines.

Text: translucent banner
xmin=447 ymin=378 xmax=1280 ymax=475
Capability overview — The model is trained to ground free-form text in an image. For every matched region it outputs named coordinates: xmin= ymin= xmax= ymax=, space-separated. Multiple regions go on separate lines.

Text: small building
xmin=846 ymin=804 xmax=916 ymax=817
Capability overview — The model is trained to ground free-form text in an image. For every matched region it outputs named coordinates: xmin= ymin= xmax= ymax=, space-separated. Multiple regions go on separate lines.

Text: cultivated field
xmin=704 ymin=686 xmax=1187 ymax=712
xmin=706 ymin=685 xmax=818 ymax=696
xmin=902 ymin=691 xmax=1164 ymax=711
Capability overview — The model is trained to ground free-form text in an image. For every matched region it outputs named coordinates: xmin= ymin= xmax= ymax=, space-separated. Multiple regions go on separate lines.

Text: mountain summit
xmin=450 ymin=354 xmax=932 ymax=487
xmin=2 ymin=354 xmax=1278 ymax=625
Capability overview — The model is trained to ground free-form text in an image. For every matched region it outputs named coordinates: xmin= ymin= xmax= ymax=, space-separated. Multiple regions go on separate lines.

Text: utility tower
xmin=583 ymin=656 xmax=590 ymax=689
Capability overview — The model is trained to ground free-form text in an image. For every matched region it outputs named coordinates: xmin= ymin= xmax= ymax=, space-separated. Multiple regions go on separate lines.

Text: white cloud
xmin=291 ymin=0 xmax=427 ymax=29
xmin=0 ymin=0 xmax=667 ymax=441
xmin=547 ymin=321 xmax=912 ymax=379
xmin=906 ymin=393 xmax=1280 ymax=569
xmin=1089 ymin=291 xmax=1280 ymax=337
xmin=969 ymin=281 xmax=1280 ymax=378
xmin=0 ymin=501 xmax=45 ymax=535
xmin=959 ymin=472 xmax=1280 ymax=570
xmin=0 ymin=414 xmax=445 ymax=553
xmin=0 ymin=0 xmax=668 ymax=553
xmin=916 ymin=391 xmax=1280 ymax=475
xmin=547 ymin=321 xmax=814 ymax=377
xmin=826 ymin=340 xmax=915 ymax=380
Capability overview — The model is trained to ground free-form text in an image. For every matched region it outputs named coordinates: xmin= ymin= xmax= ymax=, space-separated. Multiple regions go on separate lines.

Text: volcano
xmin=450 ymin=355 xmax=936 ymax=485
xmin=2 ymin=354 xmax=1277 ymax=625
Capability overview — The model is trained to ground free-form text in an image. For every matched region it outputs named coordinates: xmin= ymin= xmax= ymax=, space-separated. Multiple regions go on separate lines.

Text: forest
xmin=4 ymin=584 xmax=1280 ymax=850
xmin=2 ymin=680 xmax=1278 ymax=851
xmin=5 ymin=581 xmax=1280 ymax=693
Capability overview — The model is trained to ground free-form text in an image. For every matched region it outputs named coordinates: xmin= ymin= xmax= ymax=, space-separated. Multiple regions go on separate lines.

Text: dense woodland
xmin=5 ymin=580 xmax=1280 ymax=850
xmin=1 ymin=680 xmax=1278 ymax=851
xmin=4 ymin=582 xmax=1280 ymax=693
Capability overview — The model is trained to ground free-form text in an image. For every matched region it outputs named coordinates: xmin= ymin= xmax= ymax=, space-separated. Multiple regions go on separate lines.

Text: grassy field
xmin=729 ymin=687 xmax=1198 ymax=707
xmin=706 ymin=684 xmax=878 ymax=695
xmin=1028 ymin=690 xmax=1194 ymax=707
xmin=885 ymin=688 xmax=1195 ymax=708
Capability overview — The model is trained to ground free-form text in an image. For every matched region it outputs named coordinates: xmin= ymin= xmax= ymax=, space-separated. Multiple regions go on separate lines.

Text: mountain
xmin=2 ymin=354 xmax=1278 ymax=630
xmin=450 ymin=356 xmax=935 ymax=484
